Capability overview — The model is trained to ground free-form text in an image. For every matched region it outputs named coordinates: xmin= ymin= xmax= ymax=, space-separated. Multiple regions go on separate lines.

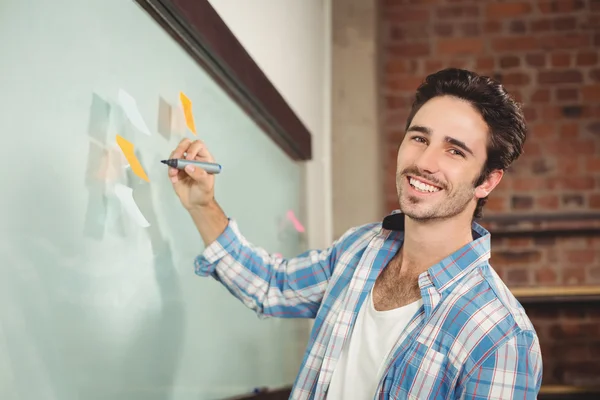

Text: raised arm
xmin=194 ymin=215 xmax=360 ymax=318
xmin=166 ymin=138 xmax=364 ymax=318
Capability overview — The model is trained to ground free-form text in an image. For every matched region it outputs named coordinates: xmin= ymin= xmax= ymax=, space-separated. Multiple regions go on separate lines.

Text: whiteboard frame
xmin=135 ymin=0 xmax=313 ymax=161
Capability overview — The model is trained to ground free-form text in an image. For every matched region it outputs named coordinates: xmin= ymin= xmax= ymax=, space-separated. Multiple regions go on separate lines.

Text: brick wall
xmin=379 ymin=0 xmax=600 ymax=388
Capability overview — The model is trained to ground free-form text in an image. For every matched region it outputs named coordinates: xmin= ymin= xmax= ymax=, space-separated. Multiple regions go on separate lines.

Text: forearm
xmin=194 ymin=219 xmax=364 ymax=318
xmin=188 ymin=199 xmax=229 ymax=247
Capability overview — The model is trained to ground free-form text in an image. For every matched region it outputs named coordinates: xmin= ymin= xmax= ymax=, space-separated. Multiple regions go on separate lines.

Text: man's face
xmin=396 ymin=96 xmax=490 ymax=221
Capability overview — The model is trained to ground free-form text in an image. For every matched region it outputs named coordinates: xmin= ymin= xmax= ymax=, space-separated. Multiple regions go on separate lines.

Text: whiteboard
xmin=0 ymin=0 xmax=308 ymax=399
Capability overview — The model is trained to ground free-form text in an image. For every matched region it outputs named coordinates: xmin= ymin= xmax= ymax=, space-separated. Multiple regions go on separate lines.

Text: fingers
xmin=171 ymin=138 xmax=212 ymax=161
xmin=168 ymin=138 xmax=193 ymax=181
xmin=168 ymin=138 xmax=214 ymax=183
xmin=168 ymin=148 xmax=179 ymax=177
xmin=182 ymin=163 xmax=208 ymax=182
xmin=186 ymin=139 xmax=205 ymax=160
xmin=172 ymin=138 xmax=193 ymax=159
xmin=186 ymin=140 xmax=214 ymax=162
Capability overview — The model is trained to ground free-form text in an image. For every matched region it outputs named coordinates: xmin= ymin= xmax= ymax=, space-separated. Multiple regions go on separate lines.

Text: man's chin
xmin=398 ymin=202 xmax=437 ymax=221
xmin=402 ymin=210 xmax=437 ymax=221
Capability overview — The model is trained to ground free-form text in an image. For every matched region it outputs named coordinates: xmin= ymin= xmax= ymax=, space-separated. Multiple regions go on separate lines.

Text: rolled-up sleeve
xmin=195 ymin=219 xmax=359 ymax=319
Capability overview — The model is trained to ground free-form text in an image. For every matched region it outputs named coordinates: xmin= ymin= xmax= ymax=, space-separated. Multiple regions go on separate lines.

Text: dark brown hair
xmin=405 ymin=68 xmax=527 ymax=219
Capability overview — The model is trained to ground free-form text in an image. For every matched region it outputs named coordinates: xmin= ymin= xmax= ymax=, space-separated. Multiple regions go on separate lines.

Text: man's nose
xmin=415 ymin=146 xmax=440 ymax=175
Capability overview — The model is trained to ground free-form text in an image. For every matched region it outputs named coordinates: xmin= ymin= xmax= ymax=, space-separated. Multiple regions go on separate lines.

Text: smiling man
xmin=168 ymin=68 xmax=542 ymax=399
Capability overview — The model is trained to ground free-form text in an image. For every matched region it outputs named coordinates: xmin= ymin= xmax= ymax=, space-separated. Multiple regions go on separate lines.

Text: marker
xmin=161 ymin=159 xmax=222 ymax=174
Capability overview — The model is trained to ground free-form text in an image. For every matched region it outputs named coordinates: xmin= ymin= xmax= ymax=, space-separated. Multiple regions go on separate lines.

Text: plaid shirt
xmin=195 ymin=211 xmax=543 ymax=399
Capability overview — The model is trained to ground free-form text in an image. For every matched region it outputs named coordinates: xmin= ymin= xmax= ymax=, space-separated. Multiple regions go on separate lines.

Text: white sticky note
xmin=118 ymin=89 xmax=151 ymax=136
xmin=114 ymin=183 xmax=150 ymax=228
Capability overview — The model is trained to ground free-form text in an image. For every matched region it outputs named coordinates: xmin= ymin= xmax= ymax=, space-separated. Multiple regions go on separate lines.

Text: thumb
xmin=183 ymin=164 xmax=207 ymax=182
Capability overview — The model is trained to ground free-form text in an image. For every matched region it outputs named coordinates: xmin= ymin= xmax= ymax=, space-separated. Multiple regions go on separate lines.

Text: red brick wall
xmin=379 ymin=0 xmax=600 ymax=388
xmin=381 ymin=0 xmax=600 ymax=214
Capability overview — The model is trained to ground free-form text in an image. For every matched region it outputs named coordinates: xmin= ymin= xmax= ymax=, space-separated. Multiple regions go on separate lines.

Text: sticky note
xmin=171 ymin=106 xmax=187 ymax=137
xmin=95 ymin=146 xmax=127 ymax=183
xmin=179 ymin=92 xmax=197 ymax=135
xmin=95 ymin=147 xmax=113 ymax=181
xmin=114 ymin=184 xmax=150 ymax=228
xmin=88 ymin=93 xmax=111 ymax=143
xmin=286 ymin=210 xmax=305 ymax=233
xmin=115 ymin=135 xmax=150 ymax=182
xmin=157 ymin=97 xmax=172 ymax=141
xmin=118 ymin=89 xmax=151 ymax=136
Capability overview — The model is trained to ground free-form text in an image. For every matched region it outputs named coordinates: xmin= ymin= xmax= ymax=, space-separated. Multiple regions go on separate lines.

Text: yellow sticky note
xmin=179 ymin=92 xmax=197 ymax=135
xmin=115 ymin=135 xmax=150 ymax=182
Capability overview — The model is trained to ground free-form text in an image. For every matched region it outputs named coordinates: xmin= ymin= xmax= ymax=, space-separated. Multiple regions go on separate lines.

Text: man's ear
xmin=475 ymin=169 xmax=504 ymax=199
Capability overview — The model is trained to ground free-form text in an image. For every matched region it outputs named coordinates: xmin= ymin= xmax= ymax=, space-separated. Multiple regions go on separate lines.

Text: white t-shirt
xmin=327 ymin=289 xmax=422 ymax=400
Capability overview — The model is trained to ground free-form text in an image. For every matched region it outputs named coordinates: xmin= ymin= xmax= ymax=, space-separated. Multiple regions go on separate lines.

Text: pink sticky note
xmin=286 ymin=210 xmax=305 ymax=233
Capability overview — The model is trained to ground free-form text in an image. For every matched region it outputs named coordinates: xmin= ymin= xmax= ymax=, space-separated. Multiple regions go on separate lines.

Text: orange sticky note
xmin=179 ymin=92 xmax=197 ymax=135
xmin=115 ymin=135 xmax=150 ymax=182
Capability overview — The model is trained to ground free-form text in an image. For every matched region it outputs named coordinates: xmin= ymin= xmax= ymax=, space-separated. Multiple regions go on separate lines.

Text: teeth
xmin=409 ymin=178 xmax=441 ymax=193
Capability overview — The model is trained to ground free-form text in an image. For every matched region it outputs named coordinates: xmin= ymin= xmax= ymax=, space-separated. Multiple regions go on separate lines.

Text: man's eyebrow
xmin=406 ymin=125 xmax=432 ymax=135
xmin=407 ymin=124 xmax=475 ymax=156
xmin=445 ymin=136 xmax=474 ymax=156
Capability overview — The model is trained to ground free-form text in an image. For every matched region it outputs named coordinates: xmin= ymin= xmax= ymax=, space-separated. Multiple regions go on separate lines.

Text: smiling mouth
xmin=407 ymin=176 xmax=443 ymax=193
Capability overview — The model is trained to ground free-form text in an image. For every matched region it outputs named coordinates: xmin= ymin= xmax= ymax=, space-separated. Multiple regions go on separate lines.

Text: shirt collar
xmin=382 ymin=210 xmax=491 ymax=293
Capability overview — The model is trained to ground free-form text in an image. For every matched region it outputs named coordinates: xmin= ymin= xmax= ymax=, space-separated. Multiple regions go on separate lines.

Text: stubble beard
xmin=396 ymin=172 xmax=475 ymax=222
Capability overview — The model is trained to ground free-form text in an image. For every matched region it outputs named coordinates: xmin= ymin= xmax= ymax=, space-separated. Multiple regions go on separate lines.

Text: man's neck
xmin=398 ymin=213 xmax=475 ymax=277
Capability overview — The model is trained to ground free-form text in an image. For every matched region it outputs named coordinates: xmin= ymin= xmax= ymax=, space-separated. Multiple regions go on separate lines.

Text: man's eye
xmin=413 ymin=136 xmax=427 ymax=143
xmin=449 ymin=149 xmax=465 ymax=157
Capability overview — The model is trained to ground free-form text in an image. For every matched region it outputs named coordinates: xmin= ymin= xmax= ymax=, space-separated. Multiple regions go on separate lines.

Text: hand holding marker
xmin=166 ymin=139 xmax=220 ymax=211
xmin=161 ymin=157 xmax=222 ymax=174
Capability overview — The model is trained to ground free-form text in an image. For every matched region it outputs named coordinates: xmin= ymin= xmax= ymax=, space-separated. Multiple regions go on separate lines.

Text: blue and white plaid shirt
xmin=195 ymin=211 xmax=542 ymax=399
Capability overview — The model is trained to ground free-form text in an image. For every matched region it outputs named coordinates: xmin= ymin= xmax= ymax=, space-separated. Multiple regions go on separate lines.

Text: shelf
xmin=539 ymin=385 xmax=600 ymax=400
xmin=480 ymin=212 xmax=600 ymax=237
xmin=541 ymin=385 xmax=600 ymax=394
xmin=512 ymin=286 xmax=600 ymax=304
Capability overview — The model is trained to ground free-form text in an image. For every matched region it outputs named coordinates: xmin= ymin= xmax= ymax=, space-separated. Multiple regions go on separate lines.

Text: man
xmin=167 ymin=68 xmax=542 ymax=399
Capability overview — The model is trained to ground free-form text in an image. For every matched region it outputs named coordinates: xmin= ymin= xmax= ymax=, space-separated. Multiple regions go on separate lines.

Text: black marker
xmin=161 ymin=159 xmax=222 ymax=174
